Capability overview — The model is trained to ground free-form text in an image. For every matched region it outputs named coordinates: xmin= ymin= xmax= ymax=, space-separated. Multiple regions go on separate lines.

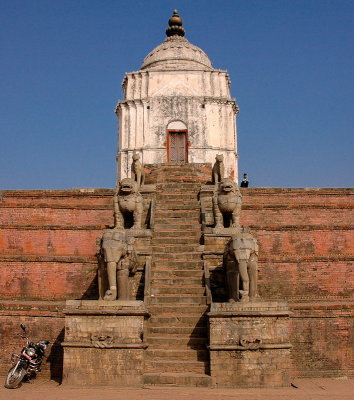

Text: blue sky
xmin=1 ymin=0 xmax=353 ymax=189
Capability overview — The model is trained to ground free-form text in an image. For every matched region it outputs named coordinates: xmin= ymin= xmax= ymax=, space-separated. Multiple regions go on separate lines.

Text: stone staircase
xmin=144 ymin=164 xmax=212 ymax=387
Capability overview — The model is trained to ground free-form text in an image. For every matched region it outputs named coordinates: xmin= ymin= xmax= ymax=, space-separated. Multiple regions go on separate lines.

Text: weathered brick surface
xmin=210 ymin=349 xmax=291 ymax=388
xmin=0 ymin=260 xmax=97 ymax=300
xmin=0 ymin=311 xmax=65 ymax=381
xmin=258 ymin=260 xmax=353 ymax=300
xmin=0 ymin=184 xmax=353 ymax=380
xmin=64 ymin=348 xmax=144 ymax=386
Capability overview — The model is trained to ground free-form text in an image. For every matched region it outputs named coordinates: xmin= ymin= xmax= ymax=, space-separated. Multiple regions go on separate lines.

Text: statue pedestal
xmin=62 ymin=300 xmax=148 ymax=386
xmin=208 ymin=301 xmax=292 ymax=388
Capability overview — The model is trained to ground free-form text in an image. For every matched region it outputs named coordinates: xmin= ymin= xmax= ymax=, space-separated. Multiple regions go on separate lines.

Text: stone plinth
xmin=63 ymin=300 xmax=148 ymax=386
xmin=208 ymin=301 xmax=292 ymax=388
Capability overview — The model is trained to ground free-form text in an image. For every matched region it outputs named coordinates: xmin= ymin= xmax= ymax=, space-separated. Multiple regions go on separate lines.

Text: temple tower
xmin=116 ymin=10 xmax=239 ymax=182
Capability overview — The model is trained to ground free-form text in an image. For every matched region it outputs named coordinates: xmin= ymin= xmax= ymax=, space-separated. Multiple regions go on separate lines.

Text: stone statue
xmin=213 ymin=178 xmax=242 ymax=229
xmin=99 ymin=229 xmax=138 ymax=300
xmin=212 ymin=154 xmax=224 ymax=184
xmin=114 ymin=178 xmax=143 ymax=230
xmin=131 ymin=152 xmax=145 ymax=188
xmin=224 ymin=231 xmax=259 ymax=302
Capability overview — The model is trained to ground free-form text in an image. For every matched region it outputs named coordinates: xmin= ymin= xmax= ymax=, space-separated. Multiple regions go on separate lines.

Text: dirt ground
xmin=0 ymin=378 xmax=353 ymax=400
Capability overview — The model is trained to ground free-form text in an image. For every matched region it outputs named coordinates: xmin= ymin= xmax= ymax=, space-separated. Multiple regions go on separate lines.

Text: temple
xmin=116 ymin=10 xmax=239 ymax=182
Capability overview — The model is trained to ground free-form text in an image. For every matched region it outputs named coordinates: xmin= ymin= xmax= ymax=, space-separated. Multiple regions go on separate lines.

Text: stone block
xmin=62 ymin=300 xmax=148 ymax=386
xmin=208 ymin=301 xmax=292 ymax=387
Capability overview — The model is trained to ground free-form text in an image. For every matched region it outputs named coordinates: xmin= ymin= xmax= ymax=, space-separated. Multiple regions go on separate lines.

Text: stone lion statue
xmin=131 ymin=152 xmax=145 ymax=188
xmin=224 ymin=231 xmax=259 ymax=302
xmin=213 ymin=178 xmax=242 ymax=228
xmin=114 ymin=178 xmax=143 ymax=230
xmin=212 ymin=154 xmax=225 ymax=185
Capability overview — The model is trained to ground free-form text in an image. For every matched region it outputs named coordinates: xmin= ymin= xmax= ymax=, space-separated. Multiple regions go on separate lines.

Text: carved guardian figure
xmin=213 ymin=178 xmax=242 ymax=228
xmin=212 ymin=154 xmax=225 ymax=184
xmin=114 ymin=178 xmax=143 ymax=230
xmin=99 ymin=229 xmax=138 ymax=301
xmin=131 ymin=152 xmax=145 ymax=188
xmin=224 ymin=231 xmax=259 ymax=302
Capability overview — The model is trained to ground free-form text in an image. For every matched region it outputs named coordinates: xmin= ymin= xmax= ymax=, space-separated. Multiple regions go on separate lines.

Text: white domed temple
xmin=116 ymin=10 xmax=239 ymax=182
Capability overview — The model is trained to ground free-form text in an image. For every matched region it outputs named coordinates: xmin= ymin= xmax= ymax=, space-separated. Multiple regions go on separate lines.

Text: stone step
xmin=155 ymin=183 xmax=202 ymax=187
xmin=154 ymin=225 xmax=201 ymax=231
xmin=154 ymin=214 xmax=201 ymax=221
xmin=153 ymin=230 xmax=201 ymax=237
xmin=154 ymin=210 xmax=200 ymax=219
xmin=144 ymin=360 xmax=208 ymax=374
xmin=148 ymin=304 xmax=209 ymax=315
xmin=153 ymin=168 xmax=208 ymax=174
xmin=152 ymin=245 xmax=200 ymax=253
xmin=155 ymin=203 xmax=200 ymax=210
xmin=157 ymin=193 xmax=198 ymax=200
xmin=149 ymin=295 xmax=207 ymax=305
xmin=157 ymin=183 xmax=202 ymax=190
xmin=153 ymin=259 xmax=203 ymax=268
xmin=153 ymin=253 xmax=202 ymax=261
xmin=155 ymin=171 xmax=207 ymax=175
xmin=149 ymin=315 xmax=207 ymax=326
xmin=143 ymin=372 xmax=211 ymax=387
xmin=151 ymin=287 xmax=205 ymax=295
xmin=146 ymin=335 xmax=208 ymax=347
xmin=156 ymin=182 xmax=199 ymax=187
xmin=151 ymin=277 xmax=203 ymax=285
xmin=153 ymin=260 xmax=202 ymax=267
xmin=151 ymin=269 xmax=204 ymax=278
xmin=152 ymin=267 xmax=203 ymax=273
xmin=148 ymin=326 xmax=207 ymax=336
xmin=152 ymin=238 xmax=200 ymax=245
xmin=152 ymin=265 xmax=203 ymax=272
xmin=155 ymin=192 xmax=201 ymax=197
xmin=145 ymin=349 xmax=209 ymax=362
xmin=155 ymin=171 xmax=204 ymax=176
xmin=152 ymin=266 xmax=203 ymax=272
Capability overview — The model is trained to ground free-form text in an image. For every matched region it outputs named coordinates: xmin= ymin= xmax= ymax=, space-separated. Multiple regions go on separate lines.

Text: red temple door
xmin=168 ymin=131 xmax=187 ymax=163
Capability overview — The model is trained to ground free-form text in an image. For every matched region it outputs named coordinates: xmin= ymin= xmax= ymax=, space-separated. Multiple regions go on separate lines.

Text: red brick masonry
xmin=0 ymin=187 xmax=352 ymax=380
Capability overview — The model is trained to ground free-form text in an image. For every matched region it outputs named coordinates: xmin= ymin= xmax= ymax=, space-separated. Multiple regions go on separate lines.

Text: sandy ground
xmin=0 ymin=378 xmax=353 ymax=400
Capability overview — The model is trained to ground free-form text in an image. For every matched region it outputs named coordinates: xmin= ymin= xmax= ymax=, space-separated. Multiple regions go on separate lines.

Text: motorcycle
xmin=4 ymin=323 xmax=49 ymax=389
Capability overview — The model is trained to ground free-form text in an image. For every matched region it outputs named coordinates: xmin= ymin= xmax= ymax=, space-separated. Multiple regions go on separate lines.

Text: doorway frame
xmin=166 ymin=129 xmax=188 ymax=163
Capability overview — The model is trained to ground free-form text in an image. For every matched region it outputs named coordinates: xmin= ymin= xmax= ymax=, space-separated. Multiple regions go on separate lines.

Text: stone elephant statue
xmin=97 ymin=229 xmax=137 ymax=301
xmin=223 ymin=231 xmax=259 ymax=302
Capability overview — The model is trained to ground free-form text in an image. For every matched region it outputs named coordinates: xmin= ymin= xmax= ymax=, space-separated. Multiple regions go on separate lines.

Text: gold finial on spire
xmin=166 ymin=10 xmax=185 ymax=37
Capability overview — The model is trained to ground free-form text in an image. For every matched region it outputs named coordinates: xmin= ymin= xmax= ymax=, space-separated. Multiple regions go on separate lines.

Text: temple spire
xmin=165 ymin=10 xmax=185 ymax=37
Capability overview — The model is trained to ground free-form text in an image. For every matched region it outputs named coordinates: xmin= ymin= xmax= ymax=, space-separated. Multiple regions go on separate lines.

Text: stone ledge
xmin=203 ymin=225 xmax=354 ymax=234
xmin=62 ymin=342 xmax=148 ymax=349
xmin=208 ymin=301 xmax=292 ymax=317
xmin=208 ymin=311 xmax=292 ymax=317
xmin=203 ymin=253 xmax=354 ymax=262
xmin=0 ymin=255 xmax=150 ymax=263
xmin=63 ymin=300 xmax=148 ymax=316
xmin=0 ymin=188 xmax=114 ymax=197
xmin=208 ymin=343 xmax=292 ymax=350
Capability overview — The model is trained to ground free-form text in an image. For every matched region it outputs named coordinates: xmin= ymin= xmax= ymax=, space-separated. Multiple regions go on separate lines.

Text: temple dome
xmin=141 ymin=10 xmax=213 ymax=71
xmin=141 ymin=36 xmax=213 ymax=71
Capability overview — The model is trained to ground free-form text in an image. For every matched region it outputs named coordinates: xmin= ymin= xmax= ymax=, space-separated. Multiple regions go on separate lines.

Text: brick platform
xmin=0 ymin=169 xmax=352 ymax=381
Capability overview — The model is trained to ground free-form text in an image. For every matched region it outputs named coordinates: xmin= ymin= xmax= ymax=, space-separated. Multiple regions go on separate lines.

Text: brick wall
xmin=0 ymin=187 xmax=352 ymax=380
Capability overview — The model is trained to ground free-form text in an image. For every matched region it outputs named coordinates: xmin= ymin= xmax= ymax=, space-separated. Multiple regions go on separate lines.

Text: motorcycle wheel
xmin=4 ymin=365 xmax=26 ymax=389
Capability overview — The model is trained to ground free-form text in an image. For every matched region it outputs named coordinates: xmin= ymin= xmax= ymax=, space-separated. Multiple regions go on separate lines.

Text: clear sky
xmin=1 ymin=0 xmax=353 ymax=189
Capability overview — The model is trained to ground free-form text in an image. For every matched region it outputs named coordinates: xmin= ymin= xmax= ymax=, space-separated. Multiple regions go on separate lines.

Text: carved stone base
xmin=208 ymin=301 xmax=292 ymax=388
xmin=62 ymin=300 xmax=148 ymax=386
